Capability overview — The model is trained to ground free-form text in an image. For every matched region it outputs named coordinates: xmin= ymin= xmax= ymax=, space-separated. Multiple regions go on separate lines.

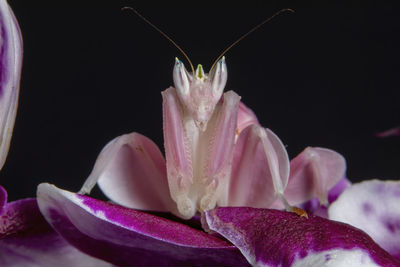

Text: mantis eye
xmin=209 ymin=57 xmax=227 ymax=98
xmin=173 ymin=58 xmax=192 ymax=102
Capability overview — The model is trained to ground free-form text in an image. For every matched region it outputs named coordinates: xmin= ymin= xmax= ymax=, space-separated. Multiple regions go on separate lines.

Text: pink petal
xmin=37 ymin=183 xmax=250 ymax=266
xmin=329 ymin=179 xmax=400 ymax=260
xmin=0 ymin=0 xmax=22 ymax=170
xmin=228 ymin=125 xmax=289 ymax=207
xmin=0 ymin=193 xmax=110 ymax=266
xmin=80 ymin=132 xmax=176 ymax=213
xmin=236 ymin=101 xmax=259 ymax=135
xmin=205 ymin=207 xmax=400 ymax=267
xmin=279 ymin=147 xmax=346 ymax=207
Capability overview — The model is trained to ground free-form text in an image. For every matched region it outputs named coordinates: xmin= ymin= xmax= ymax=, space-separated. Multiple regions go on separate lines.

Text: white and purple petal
xmin=329 ymin=179 xmax=400 ymax=260
xmin=205 ymin=207 xmax=400 ymax=267
xmin=37 ymin=183 xmax=250 ymax=266
xmin=0 ymin=187 xmax=111 ymax=266
xmin=0 ymin=0 xmax=22 ymax=170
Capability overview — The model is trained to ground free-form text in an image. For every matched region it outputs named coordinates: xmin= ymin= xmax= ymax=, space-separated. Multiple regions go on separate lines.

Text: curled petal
xmin=0 ymin=193 xmax=111 ymax=266
xmin=280 ymin=147 xmax=346 ymax=207
xmin=0 ymin=0 xmax=22 ymax=170
xmin=80 ymin=132 xmax=176 ymax=213
xmin=329 ymin=180 xmax=400 ymax=260
xmin=228 ymin=125 xmax=289 ymax=208
xmin=205 ymin=207 xmax=400 ymax=267
xmin=258 ymin=128 xmax=290 ymax=195
xmin=37 ymin=183 xmax=250 ymax=266
xmin=236 ymin=101 xmax=259 ymax=136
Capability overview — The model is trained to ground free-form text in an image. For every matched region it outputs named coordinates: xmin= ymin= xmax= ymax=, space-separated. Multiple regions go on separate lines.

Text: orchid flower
xmin=1 ymin=1 xmax=400 ymax=266
xmin=0 ymin=185 xmax=114 ymax=266
xmin=0 ymin=1 xmax=111 ymax=265
xmin=0 ymin=0 xmax=21 ymax=171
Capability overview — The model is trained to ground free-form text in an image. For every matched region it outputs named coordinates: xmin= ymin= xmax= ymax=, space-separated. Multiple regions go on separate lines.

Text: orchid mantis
xmin=3 ymin=4 xmax=400 ymax=266
xmin=79 ymin=9 xmax=344 ymax=220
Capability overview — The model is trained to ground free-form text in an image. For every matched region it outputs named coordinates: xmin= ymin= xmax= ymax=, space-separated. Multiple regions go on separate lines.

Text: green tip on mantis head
xmin=195 ymin=64 xmax=204 ymax=80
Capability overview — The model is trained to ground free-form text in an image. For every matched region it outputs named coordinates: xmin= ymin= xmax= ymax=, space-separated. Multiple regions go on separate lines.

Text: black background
xmin=1 ymin=1 xmax=399 ymax=201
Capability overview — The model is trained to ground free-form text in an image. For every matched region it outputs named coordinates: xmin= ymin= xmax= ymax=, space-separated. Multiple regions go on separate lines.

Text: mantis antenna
xmin=209 ymin=8 xmax=294 ymax=72
xmin=122 ymin=7 xmax=195 ymax=75
xmin=123 ymin=7 xmax=293 ymax=75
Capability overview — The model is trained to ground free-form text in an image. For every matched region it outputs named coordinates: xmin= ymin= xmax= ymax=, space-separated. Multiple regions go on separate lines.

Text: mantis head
xmin=173 ymin=57 xmax=227 ymax=131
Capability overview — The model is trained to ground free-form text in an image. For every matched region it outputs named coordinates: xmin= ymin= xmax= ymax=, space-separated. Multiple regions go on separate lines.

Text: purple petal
xmin=0 ymin=0 xmax=22 ymax=170
xmin=329 ymin=179 xmax=400 ymax=260
xmin=37 ymin=183 xmax=250 ymax=266
xmin=205 ymin=207 xmax=400 ymax=267
xmin=0 ymin=193 xmax=111 ymax=266
xmin=0 ymin=185 xmax=6 ymax=212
